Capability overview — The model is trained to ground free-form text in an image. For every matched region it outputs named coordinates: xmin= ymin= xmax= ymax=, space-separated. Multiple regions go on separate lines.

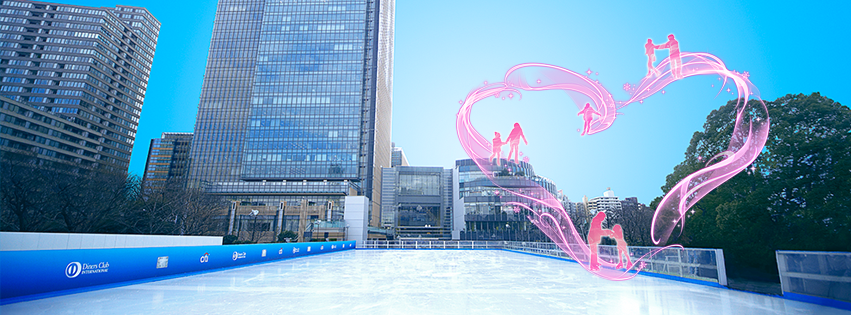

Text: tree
xmin=0 ymin=151 xmax=61 ymax=231
xmin=277 ymin=230 xmax=298 ymax=243
xmin=609 ymin=203 xmax=655 ymax=246
xmin=51 ymin=170 xmax=138 ymax=233
xmin=657 ymin=93 xmax=851 ymax=280
xmin=175 ymin=187 xmax=227 ymax=236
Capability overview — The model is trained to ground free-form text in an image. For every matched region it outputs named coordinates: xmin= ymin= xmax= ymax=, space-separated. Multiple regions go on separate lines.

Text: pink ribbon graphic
xmin=456 ymin=53 xmax=769 ymax=280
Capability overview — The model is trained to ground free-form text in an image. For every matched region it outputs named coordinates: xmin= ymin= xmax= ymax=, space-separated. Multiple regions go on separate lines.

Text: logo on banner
xmin=200 ymin=253 xmax=209 ymax=263
xmin=156 ymin=256 xmax=169 ymax=269
xmin=307 ymin=246 xmax=311 ymax=252
xmin=278 ymin=248 xmax=283 ymax=255
xmin=66 ymin=261 xmax=109 ymax=278
xmin=331 ymin=245 xmax=336 ymax=249
xmin=65 ymin=262 xmax=82 ymax=278
xmin=320 ymin=245 xmax=324 ymax=250
xmin=232 ymin=251 xmax=246 ymax=261
xmin=293 ymin=248 xmax=299 ymax=254
xmin=261 ymin=249 xmax=267 ymax=257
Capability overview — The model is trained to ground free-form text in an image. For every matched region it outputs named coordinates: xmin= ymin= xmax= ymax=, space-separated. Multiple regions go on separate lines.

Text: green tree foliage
xmin=658 ymin=93 xmax=851 ymax=279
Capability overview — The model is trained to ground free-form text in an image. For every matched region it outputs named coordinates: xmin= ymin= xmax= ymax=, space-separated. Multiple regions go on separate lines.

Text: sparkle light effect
xmin=455 ymin=52 xmax=769 ymax=280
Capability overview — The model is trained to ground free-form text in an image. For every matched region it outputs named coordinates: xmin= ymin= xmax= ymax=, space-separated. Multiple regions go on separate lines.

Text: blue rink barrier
xmin=0 ymin=240 xmax=355 ymax=302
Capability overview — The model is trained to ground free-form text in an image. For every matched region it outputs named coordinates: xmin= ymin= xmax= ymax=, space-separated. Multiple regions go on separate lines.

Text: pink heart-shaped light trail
xmin=456 ymin=53 xmax=769 ymax=280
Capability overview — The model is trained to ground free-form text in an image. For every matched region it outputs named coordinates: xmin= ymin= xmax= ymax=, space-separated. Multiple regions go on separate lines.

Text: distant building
xmin=390 ymin=142 xmax=408 ymax=167
xmin=142 ymin=132 xmax=193 ymax=191
xmin=620 ymin=196 xmax=640 ymax=213
xmin=588 ymin=188 xmax=622 ymax=228
xmin=0 ymin=1 xmax=160 ymax=172
xmin=380 ymin=166 xmax=453 ymax=239
xmin=454 ymin=159 xmax=556 ymax=241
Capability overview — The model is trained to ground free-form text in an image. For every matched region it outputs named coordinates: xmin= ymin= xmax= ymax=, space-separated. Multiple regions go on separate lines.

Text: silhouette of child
xmin=490 ymin=131 xmax=506 ymax=166
xmin=577 ymin=103 xmax=600 ymax=136
xmin=645 ymin=38 xmax=660 ymax=76
xmin=587 ymin=212 xmax=614 ymax=271
xmin=612 ymin=224 xmax=632 ymax=269
xmin=506 ymin=123 xmax=527 ymax=164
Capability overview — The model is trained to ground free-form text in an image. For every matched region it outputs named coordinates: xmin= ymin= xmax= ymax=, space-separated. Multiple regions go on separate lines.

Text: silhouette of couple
xmin=490 ymin=122 xmax=527 ymax=166
xmin=587 ymin=212 xmax=631 ymax=270
xmin=645 ymin=34 xmax=682 ymax=78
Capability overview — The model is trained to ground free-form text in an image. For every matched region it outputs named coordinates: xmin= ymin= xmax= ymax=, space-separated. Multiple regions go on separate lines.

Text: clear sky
xmin=73 ymin=0 xmax=849 ymax=204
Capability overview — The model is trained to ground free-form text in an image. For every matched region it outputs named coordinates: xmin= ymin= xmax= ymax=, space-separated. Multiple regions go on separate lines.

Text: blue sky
xmin=75 ymin=0 xmax=849 ymax=204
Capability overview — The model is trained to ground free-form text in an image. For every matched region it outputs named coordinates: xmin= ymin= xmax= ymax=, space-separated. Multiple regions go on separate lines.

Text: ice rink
xmin=2 ymin=250 xmax=848 ymax=314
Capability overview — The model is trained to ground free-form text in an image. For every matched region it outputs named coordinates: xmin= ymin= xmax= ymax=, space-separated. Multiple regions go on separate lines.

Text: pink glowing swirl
xmin=456 ymin=53 xmax=768 ymax=280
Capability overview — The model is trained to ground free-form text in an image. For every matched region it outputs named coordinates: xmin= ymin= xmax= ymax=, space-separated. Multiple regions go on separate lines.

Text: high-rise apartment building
xmin=0 ymin=0 xmax=159 ymax=171
xmin=188 ymin=0 xmax=394 ymax=227
xmin=142 ymin=132 xmax=193 ymax=191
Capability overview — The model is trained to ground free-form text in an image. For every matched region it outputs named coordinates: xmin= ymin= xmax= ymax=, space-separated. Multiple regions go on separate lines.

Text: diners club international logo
xmin=232 ymin=251 xmax=246 ymax=261
xmin=65 ymin=262 xmax=81 ymax=278
xmin=65 ymin=261 xmax=109 ymax=278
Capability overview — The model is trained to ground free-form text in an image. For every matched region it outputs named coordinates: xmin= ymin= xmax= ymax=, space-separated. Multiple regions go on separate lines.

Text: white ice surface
xmin=3 ymin=250 xmax=849 ymax=315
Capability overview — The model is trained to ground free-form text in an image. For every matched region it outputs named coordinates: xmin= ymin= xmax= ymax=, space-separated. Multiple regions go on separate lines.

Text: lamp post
xmin=249 ymin=209 xmax=259 ymax=242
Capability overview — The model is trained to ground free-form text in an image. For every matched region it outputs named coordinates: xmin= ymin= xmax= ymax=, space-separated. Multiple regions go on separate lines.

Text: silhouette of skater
xmin=490 ymin=131 xmax=506 ymax=166
xmin=577 ymin=103 xmax=600 ymax=136
xmin=645 ymin=38 xmax=660 ymax=77
xmin=612 ymin=224 xmax=632 ymax=269
xmin=657 ymin=34 xmax=682 ymax=79
xmin=506 ymin=122 xmax=527 ymax=164
xmin=587 ymin=212 xmax=614 ymax=271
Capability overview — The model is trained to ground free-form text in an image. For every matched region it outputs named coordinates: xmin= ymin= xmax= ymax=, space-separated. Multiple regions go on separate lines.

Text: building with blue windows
xmin=0 ymin=0 xmax=159 ymax=172
xmin=454 ymin=159 xmax=557 ymax=242
xmin=142 ymin=132 xmax=193 ymax=192
xmin=380 ymin=166 xmax=453 ymax=239
xmin=188 ymin=0 xmax=395 ymax=233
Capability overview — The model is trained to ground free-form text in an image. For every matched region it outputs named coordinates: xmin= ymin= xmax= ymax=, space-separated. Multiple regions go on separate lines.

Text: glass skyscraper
xmin=0 ymin=0 xmax=159 ymax=171
xmin=189 ymin=0 xmax=394 ymax=225
xmin=142 ymin=132 xmax=193 ymax=191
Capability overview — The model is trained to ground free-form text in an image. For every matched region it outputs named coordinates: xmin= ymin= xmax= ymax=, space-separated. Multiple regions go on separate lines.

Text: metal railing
xmin=503 ymin=241 xmax=726 ymax=285
xmin=358 ymin=240 xmax=505 ymax=249
xmin=357 ymin=240 xmax=727 ymax=285
xmin=776 ymin=250 xmax=851 ymax=303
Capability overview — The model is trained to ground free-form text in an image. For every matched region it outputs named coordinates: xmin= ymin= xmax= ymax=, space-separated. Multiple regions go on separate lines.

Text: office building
xmin=142 ymin=132 xmax=193 ymax=191
xmin=380 ymin=165 xmax=453 ymax=239
xmin=454 ymin=159 xmax=557 ymax=241
xmin=187 ymin=0 xmax=395 ymax=233
xmin=390 ymin=141 xmax=407 ymax=167
xmin=0 ymin=0 xmax=160 ymax=171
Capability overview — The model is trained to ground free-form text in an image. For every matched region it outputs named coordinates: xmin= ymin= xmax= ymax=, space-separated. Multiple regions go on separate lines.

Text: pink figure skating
xmin=644 ymin=38 xmax=660 ymax=77
xmin=612 ymin=224 xmax=632 ymax=269
xmin=506 ymin=122 xmax=527 ymax=164
xmin=577 ymin=103 xmax=600 ymax=136
xmin=490 ymin=131 xmax=506 ymax=166
xmin=657 ymin=34 xmax=682 ymax=79
xmin=587 ymin=212 xmax=614 ymax=271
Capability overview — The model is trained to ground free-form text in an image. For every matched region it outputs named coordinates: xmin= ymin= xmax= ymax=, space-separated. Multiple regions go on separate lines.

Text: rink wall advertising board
xmin=0 ymin=241 xmax=355 ymax=302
